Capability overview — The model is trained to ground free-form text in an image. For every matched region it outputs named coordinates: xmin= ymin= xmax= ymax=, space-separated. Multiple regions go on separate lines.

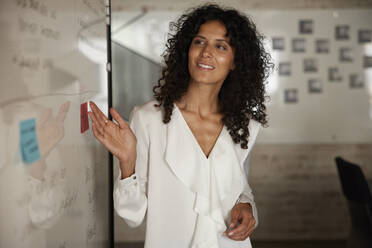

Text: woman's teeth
xmin=198 ymin=63 xmax=214 ymax=69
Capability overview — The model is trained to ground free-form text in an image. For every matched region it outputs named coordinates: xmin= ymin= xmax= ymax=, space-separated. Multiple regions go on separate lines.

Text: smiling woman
xmin=89 ymin=3 xmax=273 ymax=248
xmin=188 ymin=20 xmax=235 ymax=87
xmin=153 ymin=4 xmax=273 ymax=149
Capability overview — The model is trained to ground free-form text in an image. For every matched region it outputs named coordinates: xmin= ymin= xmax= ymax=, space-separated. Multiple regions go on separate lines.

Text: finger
xmin=92 ymin=122 xmax=105 ymax=142
xmin=38 ymin=108 xmax=52 ymax=125
xmin=229 ymin=231 xmax=249 ymax=241
xmin=90 ymin=101 xmax=108 ymax=127
xmin=89 ymin=101 xmax=107 ymax=128
xmin=228 ymin=223 xmax=251 ymax=240
xmin=240 ymin=212 xmax=255 ymax=229
xmin=229 ymin=219 xmax=255 ymax=239
xmin=110 ymin=107 xmax=127 ymax=129
xmin=89 ymin=113 xmax=104 ymax=136
xmin=224 ymin=221 xmax=238 ymax=235
xmin=57 ymin=101 xmax=71 ymax=122
xmin=246 ymin=225 xmax=255 ymax=236
xmin=89 ymin=102 xmax=107 ymax=124
xmin=228 ymin=222 xmax=247 ymax=237
xmin=88 ymin=112 xmax=103 ymax=130
xmin=232 ymin=213 xmax=255 ymax=233
xmin=225 ymin=222 xmax=237 ymax=235
xmin=229 ymin=209 xmax=240 ymax=230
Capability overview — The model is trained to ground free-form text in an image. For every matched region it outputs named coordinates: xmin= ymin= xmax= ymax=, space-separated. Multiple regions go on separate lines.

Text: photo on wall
xmin=284 ymin=88 xmax=298 ymax=103
xmin=339 ymin=47 xmax=353 ymax=62
xmin=358 ymin=30 xmax=372 ymax=43
xmin=279 ymin=62 xmax=291 ymax=76
xmin=349 ymin=74 xmax=364 ymax=89
xmin=328 ymin=67 xmax=343 ymax=82
xmin=315 ymin=39 xmax=329 ymax=53
xmin=272 ymin=37 xmax=285 ymax=50
xmin=292 ymin=38 xmax=306 ymax=52
xmin=364 ymin=56 xmax=372 ymax=68
xmin=304 ymin=58 xmax=318 ymax=73
xmin=335 ymin=25 xmax=350 ymax=40
xmin=308 ymin=78 xmax=323 ymax=93
xmin=299 ymin=20 xmax=313 ymax=34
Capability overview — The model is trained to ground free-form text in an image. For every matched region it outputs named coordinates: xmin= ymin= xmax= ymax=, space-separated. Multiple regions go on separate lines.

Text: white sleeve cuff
xmin=239 ymin=195 xmax=259 ymax=228
xmin=115 ymin=172 xmax=139 ymax=195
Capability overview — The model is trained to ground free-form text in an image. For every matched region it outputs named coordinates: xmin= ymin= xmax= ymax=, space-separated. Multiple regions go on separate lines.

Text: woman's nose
xmin=201 ymin=45 xmax=213 ymax=58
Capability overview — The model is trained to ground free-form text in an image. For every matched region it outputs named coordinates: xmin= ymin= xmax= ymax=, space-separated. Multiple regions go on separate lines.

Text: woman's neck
xmin=177 ymin=80 xmax=222 ymax=115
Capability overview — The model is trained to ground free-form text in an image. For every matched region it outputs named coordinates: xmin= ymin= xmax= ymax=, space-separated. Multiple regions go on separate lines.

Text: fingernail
xmin=228 ymin=232 xmax=233 ymax=236
xmin=229 ymin=223 xmax=234 ymax=228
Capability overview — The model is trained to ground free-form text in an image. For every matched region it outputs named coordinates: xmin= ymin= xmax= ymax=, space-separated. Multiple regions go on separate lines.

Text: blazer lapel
xmin=164 ymin=107 xmax=205 ymax=190
xmin=164 ymin=106 xmax=246 ymax=205
xmin=210 ymin=126 xmax=245 ymax=202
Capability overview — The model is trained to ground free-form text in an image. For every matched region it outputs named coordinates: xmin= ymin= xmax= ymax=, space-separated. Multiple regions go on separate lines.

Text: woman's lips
xmin=197 ymin=63 xmax=215 ymax=70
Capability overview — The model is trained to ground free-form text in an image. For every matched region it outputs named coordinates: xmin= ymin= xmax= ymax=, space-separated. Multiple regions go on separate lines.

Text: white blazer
xmin=114 ymin=100 xmax=261 ymax=248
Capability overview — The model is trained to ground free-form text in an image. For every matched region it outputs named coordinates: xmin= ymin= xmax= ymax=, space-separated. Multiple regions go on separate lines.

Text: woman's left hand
xmin=225 ymin=203 xmax=256 ymax=241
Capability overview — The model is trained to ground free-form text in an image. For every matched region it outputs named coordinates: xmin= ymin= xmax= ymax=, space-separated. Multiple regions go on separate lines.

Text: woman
xmin=89 ymin=4 xmax=272 ymax=248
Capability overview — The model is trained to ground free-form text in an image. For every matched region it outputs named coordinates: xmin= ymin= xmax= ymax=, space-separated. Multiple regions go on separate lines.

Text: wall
xmin=250 ymin=144 xmax=372 ymax=240
xmin=114 ymin=0 xmax=372 ymax=11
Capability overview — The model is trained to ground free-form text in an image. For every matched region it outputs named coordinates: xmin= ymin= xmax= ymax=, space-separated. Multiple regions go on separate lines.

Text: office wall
xmin=0 ymin=0 xmax=110 ymax=247
xmin=114 ymin=0 xmax=372 ymax=11
xmin=250 ymin=144 xmax=372 ymax=240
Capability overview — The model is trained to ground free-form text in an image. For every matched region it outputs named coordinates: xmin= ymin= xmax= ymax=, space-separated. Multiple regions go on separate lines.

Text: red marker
xmin=80 ymin=102 xmax=89 ymax=133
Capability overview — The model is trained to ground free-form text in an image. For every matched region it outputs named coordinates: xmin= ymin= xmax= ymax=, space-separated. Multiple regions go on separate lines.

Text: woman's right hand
xmin=88 ymin=102 xmax=137 ymax=178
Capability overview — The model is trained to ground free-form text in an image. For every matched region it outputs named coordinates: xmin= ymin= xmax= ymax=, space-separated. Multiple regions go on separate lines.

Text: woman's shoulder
xmin=249 ymin=118 xmax=261 ymax=131
xmin=248 ymin=118 xmax=262 ymax=138
xmin=130 ymin=100 xmax=162 ymax=123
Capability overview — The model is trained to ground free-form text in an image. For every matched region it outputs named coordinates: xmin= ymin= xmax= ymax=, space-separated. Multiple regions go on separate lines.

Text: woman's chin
xmin=191 ymin=77 xmax=220 ymax=86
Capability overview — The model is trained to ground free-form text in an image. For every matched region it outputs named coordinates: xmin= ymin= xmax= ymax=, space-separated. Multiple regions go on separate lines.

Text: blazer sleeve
xmin=239 ymin=161 xmax=259 ymax=228
xmin=113 ymin=106 xmax=149 ymax=227
xmin=238 ymin=120 xmax=261 ymax=228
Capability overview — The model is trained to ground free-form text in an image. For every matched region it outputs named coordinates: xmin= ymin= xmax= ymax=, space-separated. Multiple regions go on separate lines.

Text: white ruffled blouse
xmin=114 ymin=100 xmax=260 ymax=248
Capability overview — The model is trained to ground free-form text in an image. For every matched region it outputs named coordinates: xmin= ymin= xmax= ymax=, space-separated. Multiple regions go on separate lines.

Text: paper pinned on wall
xmin=81 ymin=102 xmax=89 ymax=133
xmin=20 ymin=118 xmax=40 ymax=164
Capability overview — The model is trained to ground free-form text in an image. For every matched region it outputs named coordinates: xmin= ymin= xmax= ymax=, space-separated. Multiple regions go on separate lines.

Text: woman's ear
xmin=230 ymin=62 xmax=236 ymax=71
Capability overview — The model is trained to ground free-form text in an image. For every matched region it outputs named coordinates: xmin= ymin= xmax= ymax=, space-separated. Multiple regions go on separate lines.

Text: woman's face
xmin=188 ymin=20 xmax=235 ymax=86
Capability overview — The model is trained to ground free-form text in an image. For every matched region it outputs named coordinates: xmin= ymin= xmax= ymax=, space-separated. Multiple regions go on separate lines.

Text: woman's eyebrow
xmin=194 ymin=35 xmax=206 ymax=39
xmin=194 ymin=35 xmax=230 ymax=43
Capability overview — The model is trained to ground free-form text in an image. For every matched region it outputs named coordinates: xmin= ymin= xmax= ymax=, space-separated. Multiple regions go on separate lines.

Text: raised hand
xmin=37 ymin=101 xmax=70 ymax=158
xmin=88 ymin=102 xmax=137 ymax=178
xmin=30 ymin=101 xmax=70 ymax=180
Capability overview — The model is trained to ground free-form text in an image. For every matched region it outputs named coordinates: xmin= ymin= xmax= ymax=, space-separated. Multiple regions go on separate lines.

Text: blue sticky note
xmin=20 ymin=118 xmax=40 ymax=164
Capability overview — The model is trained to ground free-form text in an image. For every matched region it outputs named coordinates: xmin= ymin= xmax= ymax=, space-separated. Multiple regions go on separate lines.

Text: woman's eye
xmin=217 ymin=45 xmax=227 ymax=51
xmin=193 ymin=39 xmax=204 ymax=45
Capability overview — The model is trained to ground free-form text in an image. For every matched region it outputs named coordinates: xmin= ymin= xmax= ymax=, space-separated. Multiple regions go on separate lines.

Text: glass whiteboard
xmin=0 ymin=0 xmax=110 ymax=247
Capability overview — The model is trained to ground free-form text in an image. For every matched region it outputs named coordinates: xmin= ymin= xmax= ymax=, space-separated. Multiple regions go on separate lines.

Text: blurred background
xmin=111 ymin=0 xmax=372 ymax=248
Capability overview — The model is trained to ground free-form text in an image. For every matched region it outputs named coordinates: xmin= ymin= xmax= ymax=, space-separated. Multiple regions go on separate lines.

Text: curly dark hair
xmin=153 ymin=4 xmax=273 ymax=149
